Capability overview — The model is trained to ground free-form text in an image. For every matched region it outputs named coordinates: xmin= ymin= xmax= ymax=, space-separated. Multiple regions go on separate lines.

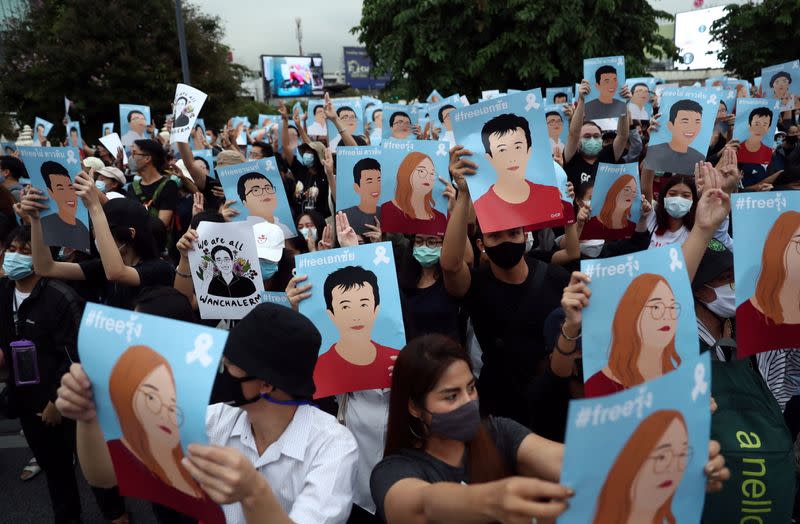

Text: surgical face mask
xmin=95 ymin=180 xmax=107 ymax=193
xmin=524 ymin=232 xmax=535 ymax=253
xmin=301 ymin=152 xmax=315 ymax=167
xmin=664 ymin=196 xmax=693 ymax=219
xmin=260 ymin=259 xmax=279 ymax=280
xmin=579 ymin=239 xmax=605 ymax=258
xmin=484 ymin=241 xmax=525 ymax=269
xmin=427 ymin=399 xmax=481 ymax=442
xmin=412 ymin=246 xmax=441 ymax=267
xmin=703 ymin=283 xmax=736 ymax=319
xmin=583 ymin=199 xmax=591 ymax=209
xmin=579 ymin=137 xmax=603 ymax=156
xmin=128 ymin=154 xmax=138 ymax=172
xmin=776 ymin=137 xmax=784 ymax=148
xmin=300 ymin=227 xmax=317 ymax=242
xmin=3 ymin=252 xmax=33 ymax=281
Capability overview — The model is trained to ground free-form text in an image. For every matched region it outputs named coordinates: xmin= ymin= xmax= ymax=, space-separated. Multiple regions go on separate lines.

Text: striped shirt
xmin=205 ymin=403 xmax=358 ymax=524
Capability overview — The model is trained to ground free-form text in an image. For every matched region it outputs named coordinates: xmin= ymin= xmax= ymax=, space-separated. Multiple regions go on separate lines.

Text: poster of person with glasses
xmin=326 ymin=97 xmax=363 ymax=153
xmin=559 ymin=352 xmax=711 ymax=524
xmin=382 ymin=104 xmax=420 ymax=141
xmin=216 ymin=157 xmax=297 ymax=239
xmin=78 ymin=303 xmax=227 ymax=523
xmin=579 ymin=246 xmax=698 ymax=399
xmin=580 ymin=162 xmax=642 ymax=241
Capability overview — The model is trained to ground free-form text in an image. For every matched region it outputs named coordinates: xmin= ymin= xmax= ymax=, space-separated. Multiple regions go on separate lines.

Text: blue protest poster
xmin=428 ymin=97 xmax=465 ymax=148
xmin=260 ymin=291 xmax=291 ymax=308
xmin=382 ymin=104 xmax=419 ymax=141
xmin=33 ymin=117 xmax=54 ymax=145
xmin=450 ymin=89 xmax=563 ymax=233
xmin=426 ymin=89 xmax=443 ymax=103
xmin=118 ymin=104 xmax=151 ymax=148
xmin=256 ymin=113 xmax=276 ymax=131
xmin=545 ymin=86 xmax=573 ymax=105
xmin=101 ymin=122 xmax=114 ymax=137
xmin=761 ymin=61 xmax=800 ymax=112
xmin=295 ymin=242 xmax=405 ymax=398
xmin=78 ymin=303 xmax=226 ymax=523
xmin=277 ymin=117 xmax=302 ymax=155
xmin=732 ymin=98 xmax=782 ymax=149
xmin=580 ymin=245 xmax=698 ymax=398
xmin=230 ymin=116 xmax=248 ymax=146
xmin=753 ymin=76 xmax=762 ymax=91
xmin=326 ymin=97 xmax=363 ymax=152
xmin=334 ymin=146 xmax=383 ymax=238
xmin=560 ymin=352 xmax=711 ymax=524
xmin=194 ymin=118 xmax=205 ymax=134
xmin=66 ymin=121 xmax=82 ymax=148
xmin=731 ymin=192 xmax=800 ymax=357
xmin=581 ymin=162 xmax=642 ymax=241
xmin=192 ymin=149 xmax=214 ymax=178
xmin=379 ymin=139 xmax=450 ymax=235
xmin=292 ymin=101 xmax=304 ymax=118
xmin=17 ymin=146 xmax=89 ymax=252
xmin=216 ymin=157 xmax=297 ymax=238
xmin=1 ymin=141 xmax=17 ymax=154
xmin=626 ymin=77 xmax=656 ymax=120
xmin=544 ymin=104 xmax=569 ymax=158
xmin=481 ymin=89 xmax=501 ymax=100
xmin=305 ymin=100 xmax=327 ymax=137
xmin=644 ymin=87 xmax=718 ymax=176
xmin=365 ymin=103 xmax=384 ymax=145
xmin=583 ymin=56 xmax=627 ymax=120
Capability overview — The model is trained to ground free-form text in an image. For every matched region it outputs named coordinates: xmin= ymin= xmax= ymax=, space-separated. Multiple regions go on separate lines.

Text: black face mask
xmin=785 ymin=135 xmax=798 ymax=147
xmin=211 ymin=366 xmax=261 ymax=407
xmin=484 ymin=241 xmax=525 ymax=269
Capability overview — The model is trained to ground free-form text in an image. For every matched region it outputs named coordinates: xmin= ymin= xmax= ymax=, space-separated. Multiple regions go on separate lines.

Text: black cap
xmin=224 ymin=303 xmax=321 ymax=399
xmin=103 ymin=197 xmax=149 ymax=232
xmin=693 ymin=238 xmax=733 ymax=289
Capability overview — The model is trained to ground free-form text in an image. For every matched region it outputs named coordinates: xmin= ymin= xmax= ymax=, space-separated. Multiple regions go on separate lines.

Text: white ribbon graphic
xmin=186 ymin=333 xmax=214 ymax=368
xmin=691 ymin=362 xmax=708 ymax=401
xmin=66 ymin=150 xmax=78 ymax=164
xmin=708 ymin=94 xmax=718 ymax=105
xmin=669 ymin=247 xmax=683 ymax=272
xmin=525 ymin=93 xmax=540 ymax=111
xmin=264 ymin=159 xmax=276 ymax=171
xmin=373 ymin=245 xmax=390 ymax=265
xmin=436 ymin=143 xmax=447 ymax=156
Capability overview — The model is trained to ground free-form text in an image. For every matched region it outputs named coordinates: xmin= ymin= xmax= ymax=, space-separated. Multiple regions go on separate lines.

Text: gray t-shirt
xmin=342 ymin=205 xmax=381 ymax=237
xmin=644 ymin=142 xmax=706 ymax=175
xmin=584 ymin=98 xmax=628 ymax=120
xmin=41 ymin=213 xmax=89 ymax=252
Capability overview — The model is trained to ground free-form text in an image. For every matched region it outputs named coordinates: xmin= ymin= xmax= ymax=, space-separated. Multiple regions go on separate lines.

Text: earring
xmin=408 ymin=423 xmax=423 ymax=439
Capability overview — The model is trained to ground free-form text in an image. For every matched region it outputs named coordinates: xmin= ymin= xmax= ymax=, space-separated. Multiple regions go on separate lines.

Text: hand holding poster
xmin=625 ymin=77 xmax=656 ymax=120
xmin=382 ymin=104 xmax=419 ymax=141
xmin=544 ymin=104 xmax=569 ymax=157
xmin=326 ymin=98 xmax=363 ymax=152
xmin=101 ymin=122 xmax=114 ymax=136
xmin=99 ymin=133 xmax=127 ymax=166
xmin=761 ymin=60 xmax=800 ymax=112
xmin=66 ymin=121 xmax=82 ymax=148
xmin=580 ymin=162 xmax=642 ymax=241
xmin=335 ymin=146 xmax=383 ymax=238
xmin=583 ymin=56 xmax=628 ymax=120
xmin=79 ymin=303 xmax=226 ymax=523
xmin=119 ymin=104 xmax=151 ymax=148
xmin=545 ymin=86 xmax=573 ymax=105
xmin=187 ymin=220 xmax=264 ymax=320
xmin=295 ymin=242 xmax=405 ymax=398
xmin=732 ymin=192 xmax=800 ymax=357
xmin=428 ymin=97 xmax=465 ymax=149
xmin=450 ymin=89 xmax=563 ymax=233
xmin=170 ymin=84 xmax=208 ymax=144
xmin=560 ymin=352 xmax=711 ymax=524
xmin=18 ymin=146 xmax=90 ymax=252
xmin=581 ymin=246 xmax=698 ymax=398
xmin=33 ymin=117 xmax=54 ymax=145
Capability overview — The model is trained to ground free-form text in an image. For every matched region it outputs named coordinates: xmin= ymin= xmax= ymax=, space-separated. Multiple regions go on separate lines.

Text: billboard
xmin=261 ymin=55 xmax=324 ymax=97
xmin=674 ymin=6 xmax=726 ymax=70
xmin=343 ymin=47 xmax=390 ymax=90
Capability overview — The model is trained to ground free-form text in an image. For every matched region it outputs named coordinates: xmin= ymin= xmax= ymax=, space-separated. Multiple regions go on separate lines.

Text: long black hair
xmin=655 ymin=175 xmax=697 ymax=235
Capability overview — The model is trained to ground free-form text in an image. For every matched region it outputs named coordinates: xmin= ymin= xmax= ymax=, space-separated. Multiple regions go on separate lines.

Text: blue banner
xmin=344 ymin=47 xmax=390 ymax=90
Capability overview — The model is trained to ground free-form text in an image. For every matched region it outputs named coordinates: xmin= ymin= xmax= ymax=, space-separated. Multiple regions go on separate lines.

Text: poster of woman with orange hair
xmin=559 ymin=353 xmax=712 ymax=524
xmin=580 ymin=162 xmax=642 ymax=241
xmin=580 ymin=247 xmax=698 ymax=398
xmin=379 ymin=139 xmax=452 ymax=235
xmin=732 ymin=192 xmax=800 ymax=357
xmin=78 ymin=303 xmax=227 ymax=523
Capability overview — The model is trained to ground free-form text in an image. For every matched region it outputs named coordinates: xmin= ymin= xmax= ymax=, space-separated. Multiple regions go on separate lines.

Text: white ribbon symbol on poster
xmin=707 ymin=94 xmax=718 ymax=106
xmin=264 ymin=159 xmax=276 ymax=171
xmin=691 ymin=362 xmax=708 ymax=401
xmin=436 ymin=143 xmax=447 ymax=156
xmin=186 ymin=333 xmax=214 ymax=368
xmin=373 ymin=245 xmax=390 ymax=265
xmin=66 ymin=150 xmax=78 ymax=164
xmin=669 ymin=247 xmax=683 ymax=272
xmin=525 ymin=93 xmax=540 ymax=111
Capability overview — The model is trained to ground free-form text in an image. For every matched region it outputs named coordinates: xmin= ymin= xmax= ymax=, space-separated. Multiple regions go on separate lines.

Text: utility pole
xmin=295 ymin=17 xmax=303 ymax=55
xmin=175 ymin=0 xmax=191 ymax=84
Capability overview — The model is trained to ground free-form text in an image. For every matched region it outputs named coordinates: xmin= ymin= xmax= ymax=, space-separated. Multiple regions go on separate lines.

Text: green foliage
xmin=352 ymin=0 xmax=677 ymax=100
xmin=710 ymin=0 xmax=800 ymax=81
xmin=0 ymin=0 xmax=247 ymax=141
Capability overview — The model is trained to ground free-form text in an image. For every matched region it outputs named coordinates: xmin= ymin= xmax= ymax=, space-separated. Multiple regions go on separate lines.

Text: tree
xmin=0 ymin=0 xmax=249 ymax=140
xmin=352 ymin=0 xmax=677 ymax=100
xmin=710 ymin=0 xmax=800 ymax=81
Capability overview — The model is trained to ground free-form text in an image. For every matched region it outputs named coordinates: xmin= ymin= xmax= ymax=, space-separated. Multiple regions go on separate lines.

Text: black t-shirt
xmin=402 ymin=280 xmax=461 ymax=342
xmin=370 ymin=417 xmax=530 ymax=522
xmin=201 ymin=176 xmax=224 ymax=211
xmin=564 ymin=144 xmax=619 ymax=188
xmin=288 ymin=156 xmax=331 ymax=218
xmin=465 ymin=258 xmax=569 ymax=422
xmin=78 ymin=258 xmax=175 ymax=309
xmin=126 ymin=178 xmax=179 ymax=212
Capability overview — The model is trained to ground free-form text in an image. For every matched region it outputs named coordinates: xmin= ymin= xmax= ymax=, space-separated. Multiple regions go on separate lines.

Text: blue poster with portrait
xmin=426 ymin=89 xmax=443 ymax=103
xmin=118 ymin=104 xmax=151 ymax=148
xmin=581 ymin=162 xmax=642 ymax=241
xmin=33 ymin=117 xmax=54 ymax=145
xmin=17 ymin=146 xmax=89 ymax=252
xmin=101 ymin=122 xmax=114 ymax=137
xmin=379 ymin=139 xmax=450 ymax=236
xmin=365 ymin=102 xmax=384 ymax=145
xmin=480 ymin=89 xmax=501 ymax=101
xmin=66 ymin=121 xmax=82 ymax=149
xmin=544 ymin=104 xmax=569 ymax=158
xmin=194 ymin=118 xmax=205 ymax=134
xmin=216 ymin=157 xmax=297 ymax=239
xmin=644 ymin=87 xmax=718 ymax=176
xmin=428 ymin=97 xmax=465 ymax=148
xmin=732 ymin=98 xmax=782 ymax=149
xmin=761 ymin=60 xmax=800 ymax=112
xmin=334 ymin=146 xmax=383 ymax=238
xmin=192 ymin=149 xmax=214 ymax=178
xmin=295 ymin=242 xmax=405 ymax=398
xmin=583 ymin=56 xmax=627 ymax=121
xmin=545 ymin=86 xmax=573 ymax=105
xmin=305 ymin=100 xmax=327 ymax=138
xmin=560 ymin=351 xmax=711 ymax=524
xmin=731 ymin=191 xmax=800 ymax=357
xmin=580 ymin=245 xmax=698 ymax=398
xmin=625 ymin=77 xmax=656 ymax=121
xmin=382 ymin=104 xmax=419 ymax=141
xmin=326 ymin=97 xmax=363 ymax=153
xmin=230 ymin=116 xmax=249 ymax=146
xmin=1 ymin=141 xmax=17 ymax=155
xmin=276 ymin=117 xmax=303 ymax=157
xmin=78 ymin=302 xmax=226 ymax=524
xmin=450 ymin=89 xmax=563 ymax=233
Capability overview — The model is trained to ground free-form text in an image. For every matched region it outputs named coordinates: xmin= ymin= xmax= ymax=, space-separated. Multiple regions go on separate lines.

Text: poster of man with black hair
xmin=583 ymin=58 xmax=629 ymax=121
xmin=340 ymin=157 xmax=382 ymax=237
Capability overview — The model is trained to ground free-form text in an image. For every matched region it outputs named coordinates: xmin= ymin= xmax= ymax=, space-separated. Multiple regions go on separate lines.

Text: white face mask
xmin=579 ymin=239 xmax=605 ymax=258
xmin=703 ymin=283 xmax=736 ymax=318
xmin=524 ymin=232 xmax=535 ymax=253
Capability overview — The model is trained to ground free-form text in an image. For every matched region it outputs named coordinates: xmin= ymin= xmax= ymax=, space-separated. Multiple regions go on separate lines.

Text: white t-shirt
xmin=13 ymin=288 xmax=30 ymax=308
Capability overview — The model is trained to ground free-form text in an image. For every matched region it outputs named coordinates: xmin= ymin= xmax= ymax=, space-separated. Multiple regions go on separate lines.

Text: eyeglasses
xmin=413 ymin=167 xmax=436 ymax=180
xmin=620 ymin=187 xmax=637 ymax=196
xmin=339 ymin=114 xmax=356 ymax=122
xmin=245 ymin=184 xmax=276 ymax=197
xmin=393 ymin=119 xmax=411 ymax=128
xmin=137 ymin=388 xmax=184 ymax=426
xmin=643 ymin=301 xmax=681 ymax=320
xmin=648 ymin=446 xmax=693 ymax=474
xmin=414 ymin=237 xmax=443 ymax=248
